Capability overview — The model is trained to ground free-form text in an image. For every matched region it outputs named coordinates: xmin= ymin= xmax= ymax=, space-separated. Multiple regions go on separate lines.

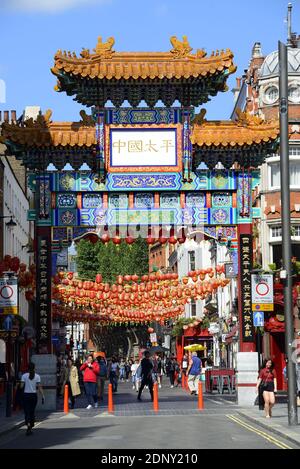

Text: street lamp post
xmin=279 ymin=40 xmax=298 ymax=426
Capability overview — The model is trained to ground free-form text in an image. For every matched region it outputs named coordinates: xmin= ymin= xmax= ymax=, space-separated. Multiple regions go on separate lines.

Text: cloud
xmin=0 ymin=0 xmax=108 ymax=13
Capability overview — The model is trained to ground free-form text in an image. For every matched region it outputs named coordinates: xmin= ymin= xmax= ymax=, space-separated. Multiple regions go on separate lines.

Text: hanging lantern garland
xmin=52 ymin=266 xmax=229 ymax=326
xmin=0 ymin=255 xmax=36 ymax=300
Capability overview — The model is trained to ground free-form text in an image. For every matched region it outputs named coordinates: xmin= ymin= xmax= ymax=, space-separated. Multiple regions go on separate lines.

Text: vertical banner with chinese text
xmin=239 ymin=233 xmax=254 ymax=342
xmin=36 ymin=228 xmax=52 ymax=354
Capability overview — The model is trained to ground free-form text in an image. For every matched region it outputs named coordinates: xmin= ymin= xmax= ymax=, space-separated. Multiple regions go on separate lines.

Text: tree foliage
xmin=76 ymin=238 xmax=149 ymax=283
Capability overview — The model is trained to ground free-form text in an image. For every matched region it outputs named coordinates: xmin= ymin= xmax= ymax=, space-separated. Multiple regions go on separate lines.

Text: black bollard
xmin=6 ymin=381 xmax=13 ymax=417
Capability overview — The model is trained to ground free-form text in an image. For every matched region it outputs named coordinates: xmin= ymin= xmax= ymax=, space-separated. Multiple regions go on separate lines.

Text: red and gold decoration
xmin=52 ymin=266 xmax=229 ymax=326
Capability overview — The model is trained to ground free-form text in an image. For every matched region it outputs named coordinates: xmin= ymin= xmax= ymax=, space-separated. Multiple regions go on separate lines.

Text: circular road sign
xmin=0 ymin=285 xmax=14 ymax=300
xmin=255 ymin=281 xmax=269 ymax=297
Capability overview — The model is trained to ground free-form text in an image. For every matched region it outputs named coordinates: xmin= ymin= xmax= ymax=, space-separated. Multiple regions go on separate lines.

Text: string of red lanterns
xmin=52 ymin=266 xmax=230 ymax=326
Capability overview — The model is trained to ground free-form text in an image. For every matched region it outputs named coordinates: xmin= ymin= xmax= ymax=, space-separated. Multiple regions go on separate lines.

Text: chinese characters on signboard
xmin=239 ymin=234 xmax=254 ymax=342
xmin=110 ymin=128 xmax=177 ymax=168
xmin=36 ymin=234 xmax=52 ymax=353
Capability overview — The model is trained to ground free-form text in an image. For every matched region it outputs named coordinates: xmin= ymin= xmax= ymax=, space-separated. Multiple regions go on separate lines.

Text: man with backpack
xmin=96 ymin=354 xmax=108 ymax=401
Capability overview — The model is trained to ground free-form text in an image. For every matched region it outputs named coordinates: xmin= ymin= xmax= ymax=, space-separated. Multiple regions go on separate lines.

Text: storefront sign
xmin=0 ymin=277 xmax=18 ymax=315
xmin=251 ymin=274 xmax=274 ymax=311
xmin=239 ymin=234 xmax=254 ymax=342
xmin=36 ymin=231 xmax=52 ymax=354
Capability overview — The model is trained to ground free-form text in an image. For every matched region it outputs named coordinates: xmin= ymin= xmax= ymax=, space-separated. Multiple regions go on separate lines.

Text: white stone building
xmin=1 ymin=154 xmax=30 ymax=321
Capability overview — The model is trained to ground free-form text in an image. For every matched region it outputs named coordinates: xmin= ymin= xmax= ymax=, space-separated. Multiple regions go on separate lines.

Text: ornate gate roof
xmin=1 ymin=109 xmax=279 ymax=170
xmin=51 ymin=36 xmax=236 ymax=107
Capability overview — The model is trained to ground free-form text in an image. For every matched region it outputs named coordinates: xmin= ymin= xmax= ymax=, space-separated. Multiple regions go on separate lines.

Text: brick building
xmin=232 ymin=31 xmax=300 ymax=388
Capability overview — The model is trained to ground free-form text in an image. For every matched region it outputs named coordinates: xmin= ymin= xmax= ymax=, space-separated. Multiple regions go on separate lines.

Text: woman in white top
xmin=131 ymin=359 xmax=140 ymax=391
xmin=21 ymin=362 xmax=45 ymax=435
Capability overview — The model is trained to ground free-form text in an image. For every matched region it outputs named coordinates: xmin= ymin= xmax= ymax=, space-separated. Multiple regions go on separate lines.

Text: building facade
xmin=233 ymin=37 xmax=300 ymax=388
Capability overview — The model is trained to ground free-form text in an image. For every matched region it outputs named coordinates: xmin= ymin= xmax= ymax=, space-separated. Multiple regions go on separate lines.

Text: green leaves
xmin=76 ymin=237 xmax=149 ymax=283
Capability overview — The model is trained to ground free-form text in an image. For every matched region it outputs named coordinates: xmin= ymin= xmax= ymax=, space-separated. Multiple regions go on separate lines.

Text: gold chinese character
xmin=144 ymin=140 xmax=158 ymax=152
xmin=112 ymin=140 xmax=126 ymax=153
xmin=128 ymin=140 xmax=143 ymax=152
xmin=161 ymin=139 xmax=174 ymax=153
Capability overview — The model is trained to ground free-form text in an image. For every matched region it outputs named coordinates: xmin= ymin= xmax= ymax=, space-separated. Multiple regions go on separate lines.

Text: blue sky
xmin=0 ymin=0 xmax=299 ymax=121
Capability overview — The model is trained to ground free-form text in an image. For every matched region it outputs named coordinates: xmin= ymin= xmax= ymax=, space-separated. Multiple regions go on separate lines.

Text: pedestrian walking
xmin=181 ymin=353 xmax=189 ymax=377
xmin=80 ymin=354 xmax=100 ymax=409
xmin=21 ymin=363 xmax=45 ymax=436
xmin=62 ymin=358 xmax=81 ymax=409
xmin=137 ymin=351 xmax=154 ymax=401
xmin=157 ymin=355 xmax=163 ymax=389
xmin=108 ymin=356 xmax=120 ymax=393
xmin=119 ymin=358 xmax=126 ymax=382
xmin=174 ymin=360 xmax=181 ymax=387
xmin=256 ymin=358 xmax=277 ymax=418
xmin=131 ymin=359 xmax=140 ymax=391
xmin=96 ymin=355 xmax=108 ymax=401
xmin=166 ymin=354 xmax=176 ymax=388
xmin=125 ymin=360 xmax=131 ymax=382
xmin=187 ymin=352 xmax=202 ymax=395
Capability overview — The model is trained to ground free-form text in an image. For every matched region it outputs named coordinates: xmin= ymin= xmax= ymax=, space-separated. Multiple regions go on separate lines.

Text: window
xmin=293 ymin=226 xmax=300 ymax=237
xmin=270 ymin=226 xmax=282 ymax=239
xmin=269 ymin=160 xmax=300 ymax=188
xmin=270 ymin=225 xmax=300 ymax=239
xmin=191 ymin=301 xmax=197 ymax=317
xmin=289 ymin=145 xmax=300 ymax=156
xmin=188 ymin=251 xmax=195 ymax=271
xmin=290 ymin=161 xmax=300 ymax=186
xmin=270 ymin=163 xmax=280 ymax=188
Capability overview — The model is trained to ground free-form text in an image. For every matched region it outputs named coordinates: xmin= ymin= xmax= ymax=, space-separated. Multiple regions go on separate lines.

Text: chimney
xmin=11 ymin=110 xmax=16 ymax=122
xmin=3 ymin=111 xmax=9 ymax=122
xmin=252 ymin=42 xmax=262 ymax=58
xmin=232 ymin=77 xmax=243 ymax=103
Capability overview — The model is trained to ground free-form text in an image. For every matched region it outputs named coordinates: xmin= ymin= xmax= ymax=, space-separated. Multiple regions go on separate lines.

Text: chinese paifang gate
xmin=1 ymin=36 xmax=279 ymax=355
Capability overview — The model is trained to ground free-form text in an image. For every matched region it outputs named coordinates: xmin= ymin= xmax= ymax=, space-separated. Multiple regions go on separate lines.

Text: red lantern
xmin=113 ymin=235 xmax=121 ymax=245
xmin=101 ymin=233 xmax=110 ymax=244
xmin=95 ymin=274 xmax=103 ymax=284
xmin=125 ymin=235 xmax=135 ymax=245
xmin=147 ymin=327 xmax=154 ymax=333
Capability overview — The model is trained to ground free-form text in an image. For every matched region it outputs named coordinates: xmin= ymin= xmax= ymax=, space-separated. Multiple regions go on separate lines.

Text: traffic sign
xmin=251 ymin=274 xmax=274 ymax=312
xmin=253 ymin=311 xmax=264 ymax=327
xmin=3 ymin=315 xmax=13 ymax=331
xmin=0 ymin=278 xmax=18 ymax=315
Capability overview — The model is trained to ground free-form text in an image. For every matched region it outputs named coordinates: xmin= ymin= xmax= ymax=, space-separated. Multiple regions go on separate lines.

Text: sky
xmin=0 ymin=0 xmax=299 ymax=122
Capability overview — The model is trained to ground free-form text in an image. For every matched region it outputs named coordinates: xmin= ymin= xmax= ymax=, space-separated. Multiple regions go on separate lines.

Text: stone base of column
xmin=31 ymin=354 xmax=57 ymax=411
xmin=236 ymin=352 xmax=258 ymax=407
